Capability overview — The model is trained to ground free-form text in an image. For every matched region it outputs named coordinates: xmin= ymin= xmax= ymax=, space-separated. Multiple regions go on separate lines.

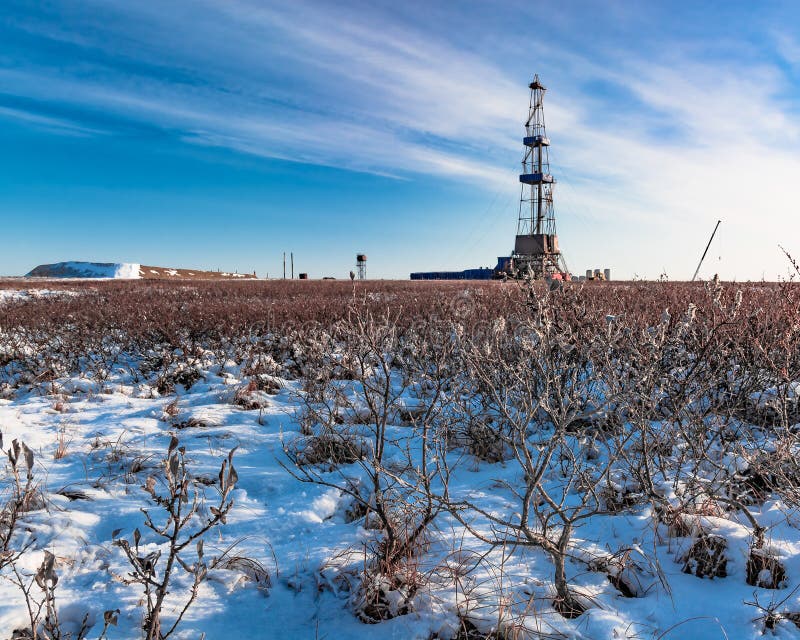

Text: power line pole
xmin=283 ymin=253 xmax=286 ymax=279
xmin=291 ymin=253 xmax=294 ymax=279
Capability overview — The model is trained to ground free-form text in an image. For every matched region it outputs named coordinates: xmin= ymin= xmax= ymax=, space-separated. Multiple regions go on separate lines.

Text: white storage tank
xmin=604 ymin=268 xmax=611 ymax=281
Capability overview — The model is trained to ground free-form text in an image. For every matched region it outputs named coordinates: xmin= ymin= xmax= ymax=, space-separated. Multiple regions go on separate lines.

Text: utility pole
xmin=283 ymin=253 xmax=286 ymax=279
xmin=291 ymin=253 xmax=294 ymax=279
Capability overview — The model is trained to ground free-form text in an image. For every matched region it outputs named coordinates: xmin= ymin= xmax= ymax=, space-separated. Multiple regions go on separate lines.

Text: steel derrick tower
xmin=513 ymin=74 xmax=569 ymax=278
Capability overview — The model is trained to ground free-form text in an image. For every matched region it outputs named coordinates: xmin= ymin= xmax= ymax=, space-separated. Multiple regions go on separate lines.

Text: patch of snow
xmin=0 ymin=289 xmax=81 ymax=304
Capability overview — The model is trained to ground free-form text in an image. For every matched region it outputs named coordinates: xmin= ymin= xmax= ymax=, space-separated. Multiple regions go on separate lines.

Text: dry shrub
xmin=599 ymin=485 xmax=644 ymax=513
xmin=162 ymin=399 xmax=180 ymax=419
xmin=590 ymin=548 xmax=651 ymax=598
xmin=335 ymin=406 xmax=374 ymax=426
xmin=394 ymin=404 xmax=427 ymax=426
xmin=746 ymin=547 xmax=787 ymax=589
xmin=250 ymin=374 xmax=282 ymax=394
xmin=0 ymin=440 xmax=46 ymax=528
xmin=783 ymin=612 xmax=800 ymax=631
xmin=352 ymin=505 xmax=436 ymax=622
xmin=233 ymin=380 xmax=271 ymax=410
xmin=660 ymin=506 xmax=694 ymax=538
xmin=155 ymin=366 xmax=203 ymax=396
xmin=340 ymin=492 xmax=383 ymax=529
xmin=351 ymin=571 xmax=416 ymax=623
xmin=460 ymin=420 xmax=508 ymax=464
xmin=730 ymin=448 xmax=800 ymax=507
xmin=746 ymin=591 xmax=800 ymax=633
xmin=317 ymin=541 xmax=424 ymax=624
xmin=300 ymin=376 xmax=328 ymax=404
xmin=291 ymin=428 xmax=366 ymax=468
xmin=736 ymin=396 xmax=800 ymax=429
xmin=113 ymin=438 xmax=238 ymax=639
xmin=155 ymin=377 xmax=174 ymax=396
xmin=554 ymin=591 xmax=586 ymax=619
xmin=174 ymin=417 xmax=207 ymax=430
xmin=681 ymin=532 xmax=728 ymax=579
xmin=173 ymin=367 xmax=203 ymax=390
xmin=6 ymin=277 xmax=800 ymax=632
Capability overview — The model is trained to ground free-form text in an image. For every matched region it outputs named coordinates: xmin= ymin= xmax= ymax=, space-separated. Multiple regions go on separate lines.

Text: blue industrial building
xmin=410 ymin=268 xmax=493 ymax=281
xmin=410 ymin=258 xmax=511 ymax=281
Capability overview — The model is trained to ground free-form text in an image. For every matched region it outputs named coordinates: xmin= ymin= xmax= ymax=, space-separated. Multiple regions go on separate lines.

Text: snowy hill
xmin=26 ymin=262 xmax=258 ymax=279
xmin=26 ymin=261 xmax=141 ymax=279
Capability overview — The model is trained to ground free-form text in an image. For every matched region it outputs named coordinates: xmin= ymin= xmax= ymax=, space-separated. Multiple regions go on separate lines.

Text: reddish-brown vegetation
xmin=2 ymin=276 xmax=800 ymax=634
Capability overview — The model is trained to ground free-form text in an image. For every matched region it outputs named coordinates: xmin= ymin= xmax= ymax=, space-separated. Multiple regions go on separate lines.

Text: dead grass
xmin=53 ymin=427 xmax=71 ymax=460
xmin=214 ymin=556 xmax=271 ymax=591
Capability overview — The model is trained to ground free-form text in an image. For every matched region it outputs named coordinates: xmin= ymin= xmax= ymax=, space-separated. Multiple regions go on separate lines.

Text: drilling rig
xmin=505 ymin=74 xmax=570 ymax=280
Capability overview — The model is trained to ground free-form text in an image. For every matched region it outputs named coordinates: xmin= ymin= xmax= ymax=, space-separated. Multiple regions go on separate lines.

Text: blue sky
xmin=1 ymin=1 xmax=799 ymax=280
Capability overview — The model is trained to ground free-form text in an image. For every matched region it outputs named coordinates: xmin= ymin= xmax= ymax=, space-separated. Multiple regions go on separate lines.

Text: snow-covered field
xmin=4 ymin=359 xmax=793 ymax=640
xmin=1 ymin=280 xmax=799 ymax=639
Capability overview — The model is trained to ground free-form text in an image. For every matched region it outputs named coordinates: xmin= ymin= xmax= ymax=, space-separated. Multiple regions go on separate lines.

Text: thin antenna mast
xmin=692 ymin=220 xmax=721 ymax=282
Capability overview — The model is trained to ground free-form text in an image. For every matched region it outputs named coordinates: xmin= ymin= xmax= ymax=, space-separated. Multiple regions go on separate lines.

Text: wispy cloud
xmin=1 ymin=0 xmax=799 ymax=278
xmin=0 ymin=105 xmax=104 ymax=136
xmin=0 ymin=1 xmax=527 ymax=184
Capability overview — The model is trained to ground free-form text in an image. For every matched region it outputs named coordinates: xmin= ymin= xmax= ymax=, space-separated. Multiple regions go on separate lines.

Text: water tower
xmin=356 ymin=254 xmax=367 ymax=280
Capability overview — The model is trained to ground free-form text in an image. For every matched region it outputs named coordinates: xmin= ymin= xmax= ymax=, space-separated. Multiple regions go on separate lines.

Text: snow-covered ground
xmin=0 ymin=320 xmax=800 ymax=640
xmin=0 ymin=361 xmax=436 ymax=639
xmin=0 ymin=347 xmax=799 ymax=640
